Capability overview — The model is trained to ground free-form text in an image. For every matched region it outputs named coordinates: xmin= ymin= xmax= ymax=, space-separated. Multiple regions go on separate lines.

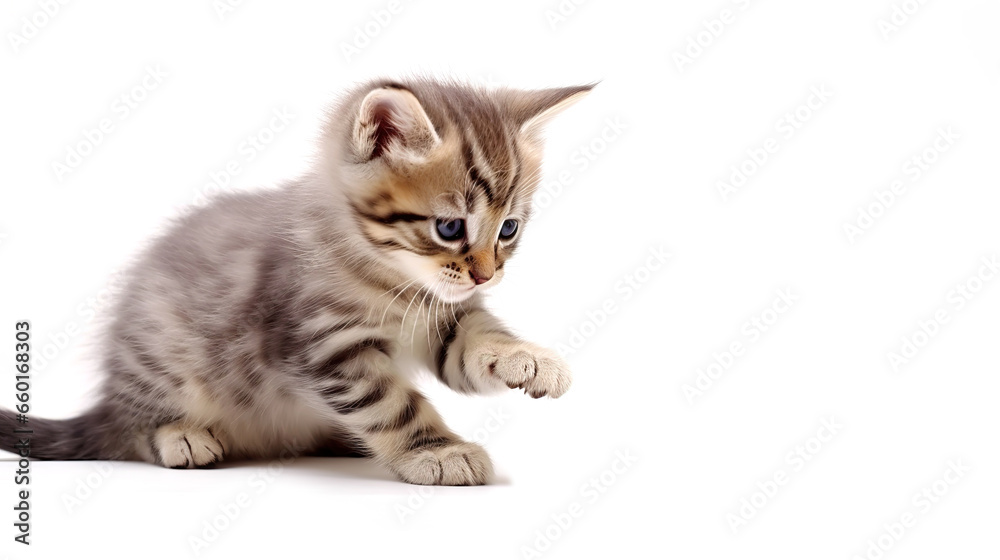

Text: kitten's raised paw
xmin=478 ymin=343 xmax=572 ymax=399
xmin=153 ymin=424 xmax=226 ymax=469
xmin=392 ymin=441 xmax=493 ymax=486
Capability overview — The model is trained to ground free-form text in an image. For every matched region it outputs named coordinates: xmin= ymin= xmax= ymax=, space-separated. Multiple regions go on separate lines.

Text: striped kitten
xmin=1 ymin=78 xmax=592 ymax=485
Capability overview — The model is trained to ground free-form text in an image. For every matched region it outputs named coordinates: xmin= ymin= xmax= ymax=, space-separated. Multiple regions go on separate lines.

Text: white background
xmin=2 ymin=0 xmax=999 ymax=558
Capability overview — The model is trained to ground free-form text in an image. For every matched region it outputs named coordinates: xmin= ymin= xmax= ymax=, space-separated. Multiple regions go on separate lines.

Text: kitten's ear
xmin=352 ymin=86 xmax=440 ymax=162
xmin=505 ymin=84 xmax=596 ymax=138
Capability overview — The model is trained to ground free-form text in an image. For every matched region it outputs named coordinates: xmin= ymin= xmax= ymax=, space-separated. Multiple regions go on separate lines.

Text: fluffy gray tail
xmin=0 ymin=406 xmax=113 ymax=460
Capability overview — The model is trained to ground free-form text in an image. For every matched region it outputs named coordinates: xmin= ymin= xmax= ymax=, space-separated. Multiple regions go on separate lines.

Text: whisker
xmin=432 ymin=289 xmax=445 ymax=346
xmin=379 ymin=270 xmax=437 ymax=330
xmin=450 ymin=298 xmax=468 ymax=333
xmin=410 ymin=279 xmax=434 ymax=351
xmin=398 ymin=281 xmax=428 ymax=340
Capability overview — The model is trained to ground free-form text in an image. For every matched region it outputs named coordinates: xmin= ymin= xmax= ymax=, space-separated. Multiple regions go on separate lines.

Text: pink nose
xmin=471 ymin=271 xmax=492 ymax=285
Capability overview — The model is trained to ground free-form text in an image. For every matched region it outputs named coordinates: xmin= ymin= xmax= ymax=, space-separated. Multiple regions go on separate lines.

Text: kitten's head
xmin=331 ymin=78 xmax=593 ymax=303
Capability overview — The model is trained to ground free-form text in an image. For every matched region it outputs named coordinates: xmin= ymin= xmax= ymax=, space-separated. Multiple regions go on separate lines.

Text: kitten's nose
xmin=468 ymin=250 xmax=495 ymax=285
xmin=470 ymin=270 xmax=492 ymax=285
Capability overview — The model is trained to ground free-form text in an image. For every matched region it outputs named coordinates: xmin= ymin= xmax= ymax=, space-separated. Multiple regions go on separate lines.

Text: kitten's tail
xmin=0 ymin=405 xmax=115 ymax=460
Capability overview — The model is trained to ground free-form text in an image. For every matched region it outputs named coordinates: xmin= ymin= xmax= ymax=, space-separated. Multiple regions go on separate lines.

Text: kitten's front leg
xmin=305 ymin=337 xmax=492 ymax=485
xmin=435 ymin=307 xmax=571 ymax=398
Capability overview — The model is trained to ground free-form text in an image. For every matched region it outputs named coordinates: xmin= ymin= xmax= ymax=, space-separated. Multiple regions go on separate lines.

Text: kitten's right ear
xmin=506 ymin=83 xmax=597 ymax=138
xmin=352 ymin=86 xmax=440 ymax=163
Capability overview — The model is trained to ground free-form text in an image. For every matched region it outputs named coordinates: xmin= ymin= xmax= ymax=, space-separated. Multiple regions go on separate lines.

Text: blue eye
xmin=436 ymin=218 xmax=465 ymax=241
xmin=500 ymin=219 xmax=518 ymax=239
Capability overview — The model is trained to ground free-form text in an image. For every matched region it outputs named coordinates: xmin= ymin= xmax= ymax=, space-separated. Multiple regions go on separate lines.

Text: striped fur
xmin=0 ymin=77 xmax=590 ymax=485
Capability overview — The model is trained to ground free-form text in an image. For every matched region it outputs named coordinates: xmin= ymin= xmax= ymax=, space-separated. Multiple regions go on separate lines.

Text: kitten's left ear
xmin=352 ymin=86 xmax=440 ymax=163
xmin=504 ymin=83 xmax=597 ymax=138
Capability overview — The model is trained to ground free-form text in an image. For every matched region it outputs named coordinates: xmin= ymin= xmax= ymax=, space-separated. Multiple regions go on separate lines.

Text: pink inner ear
xmin=368 ymin=98 xmax=404 ymax=158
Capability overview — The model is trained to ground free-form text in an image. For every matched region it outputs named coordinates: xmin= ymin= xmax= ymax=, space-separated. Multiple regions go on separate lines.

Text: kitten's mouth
xmin=430 ymin=281 xmax=477 ymax=303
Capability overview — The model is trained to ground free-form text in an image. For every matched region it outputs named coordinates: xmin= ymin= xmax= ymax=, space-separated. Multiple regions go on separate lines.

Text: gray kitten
xmin=2 ymin=77 xmax=591 ymax=485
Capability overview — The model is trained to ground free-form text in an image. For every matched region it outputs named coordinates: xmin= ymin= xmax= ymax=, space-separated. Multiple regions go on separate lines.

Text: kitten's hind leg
xmin=151 ymin=424 xmax=226 ymax=469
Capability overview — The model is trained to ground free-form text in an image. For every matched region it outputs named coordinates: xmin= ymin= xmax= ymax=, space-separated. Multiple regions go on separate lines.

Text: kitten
xmin=1 ymin=77 xmax=591 ymax=485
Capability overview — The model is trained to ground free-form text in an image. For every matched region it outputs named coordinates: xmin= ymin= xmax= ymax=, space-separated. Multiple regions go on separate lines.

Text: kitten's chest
xmin=392 ymin=301 xmax=450 ymax=365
